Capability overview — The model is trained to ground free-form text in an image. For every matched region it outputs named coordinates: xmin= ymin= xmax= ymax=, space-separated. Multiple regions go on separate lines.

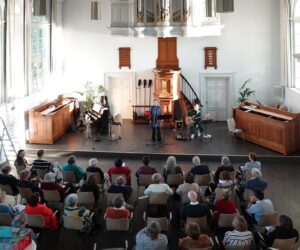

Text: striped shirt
xmin=223 ymin=230 xmax=253 ymax=246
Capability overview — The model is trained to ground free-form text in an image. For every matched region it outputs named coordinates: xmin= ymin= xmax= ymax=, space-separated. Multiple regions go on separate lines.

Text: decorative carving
xmin=137 ymin=10 xmax=144 ymax=23
xmin=157 ymin=7 xmax=170 ymax=23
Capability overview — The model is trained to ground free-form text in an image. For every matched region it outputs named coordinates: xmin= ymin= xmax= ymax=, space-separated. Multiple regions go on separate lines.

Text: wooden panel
xmin=156 ymin=38 xmax=179 ymax=70
xmin=119 ymin=47 xmax=131 ymax=69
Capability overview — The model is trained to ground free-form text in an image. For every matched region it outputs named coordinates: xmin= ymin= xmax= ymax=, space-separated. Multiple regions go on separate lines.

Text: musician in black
xmin=97 ymin=95 xmax=110 ymax=135
xmin=150 ymin=99 xmax=162 ymax=142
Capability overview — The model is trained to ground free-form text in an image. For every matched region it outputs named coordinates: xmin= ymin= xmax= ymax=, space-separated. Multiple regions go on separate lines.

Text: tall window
xmin=291 ymin=0 xmax=300 ymax=89
xmin=0 ymin=0 xmax=6 ymax=102
xmin=28 ymin=0 xmax=52 ymax=94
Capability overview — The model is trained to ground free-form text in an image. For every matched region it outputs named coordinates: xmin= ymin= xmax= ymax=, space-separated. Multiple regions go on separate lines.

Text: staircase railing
xmin=180 ymin=73 xmax=201 ymax=106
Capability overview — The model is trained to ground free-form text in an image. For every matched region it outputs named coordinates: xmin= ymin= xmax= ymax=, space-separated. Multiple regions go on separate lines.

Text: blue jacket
xmin=244 ymin=177 xmax=267 ymax=191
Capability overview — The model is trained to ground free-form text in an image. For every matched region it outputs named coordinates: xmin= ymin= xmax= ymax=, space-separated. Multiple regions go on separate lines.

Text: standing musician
xmin=150 ymin=99 xmax=162 ymax=142
xmin=187 ymin=101 xmax=205 ymax=139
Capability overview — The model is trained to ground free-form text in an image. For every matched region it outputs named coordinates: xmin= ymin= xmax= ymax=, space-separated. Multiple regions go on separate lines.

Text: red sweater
xmin=214 ymin=199 xmax=237 ymax=223
xmin=107 ymin=166 xmax=131 ymax=185
xmin=105 ymin=207 xmax=130 ymax=219
xmin=25 ymin=204 xmax=59 ymax=230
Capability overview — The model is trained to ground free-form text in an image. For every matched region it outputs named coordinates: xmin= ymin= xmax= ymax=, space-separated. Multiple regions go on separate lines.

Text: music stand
xmin=201 ymin=119 xmax=213 ymax=140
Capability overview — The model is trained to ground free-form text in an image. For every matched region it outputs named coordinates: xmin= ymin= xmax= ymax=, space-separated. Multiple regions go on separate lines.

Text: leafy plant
xmin=238 ymin=79 xmax=255 ymax=103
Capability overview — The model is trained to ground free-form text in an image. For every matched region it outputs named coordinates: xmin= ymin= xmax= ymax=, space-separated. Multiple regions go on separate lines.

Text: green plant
xmin=238 ymin=79 xmax=255 ymax=103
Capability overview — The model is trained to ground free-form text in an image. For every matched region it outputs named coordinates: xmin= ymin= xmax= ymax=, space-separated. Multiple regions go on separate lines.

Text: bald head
xmin=188 ymin=191 xmax=198 ymax=202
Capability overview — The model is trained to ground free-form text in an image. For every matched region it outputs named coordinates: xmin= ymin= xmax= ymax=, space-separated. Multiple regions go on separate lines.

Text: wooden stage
xmin=25 ymin=120 xmax=300 ymax=162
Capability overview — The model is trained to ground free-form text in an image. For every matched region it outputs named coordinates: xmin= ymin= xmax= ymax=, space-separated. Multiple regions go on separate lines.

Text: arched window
xmin=291 ymin=0 xmax=300 ymax=88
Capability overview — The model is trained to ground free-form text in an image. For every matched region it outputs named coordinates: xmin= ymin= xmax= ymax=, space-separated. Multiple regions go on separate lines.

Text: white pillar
xmin=182 ymin=0 xmax=191 ymax=24
xmin=157 ymin=0 xmax=170 ymax=25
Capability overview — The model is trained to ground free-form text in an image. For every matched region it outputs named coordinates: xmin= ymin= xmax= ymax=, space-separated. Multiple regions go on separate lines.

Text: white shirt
xmin=144 ymin=183 xmax=173 ymax=195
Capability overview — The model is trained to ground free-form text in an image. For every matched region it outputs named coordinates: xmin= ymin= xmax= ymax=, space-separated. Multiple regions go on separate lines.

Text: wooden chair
xmin=77 ymin=191 xmax=96 ymax=210
xmin=186 ymin=215 xmax=208 ymax=231
xmin=194 ymin=174 xmax=210 ymax=186
xmin=27 ymin=214 xmax=46 ymax=228
xmin=227 ymin=118 xmax=244 ymax=142
xmin=272 ymin=237 xmax=297 ymax=250
xmin=106 ymin=193 xmax=124 ymax=207
xmin=17 ymin=187 xmax=34 ymax=203
xmin=42 ymin=189 xmax=63 ymax=211
xmin=0 ymin=213 xmax=13 ymax=226
xmin=143 ymin=212 xmax=172 ymax=232
xmin=86 ymin=171 xmax=103 ymax=185
xmin=111 ymin=174 xmax=127 ymax=185
xmin=148 ymin=192 xmax=169 ymax=205
xmin=104 ymin=213 xmax=132 ymax=232
xmin=63 ymin=215 xmax=85 ymax=231
xmin=225 ymin=245 xmax=251 ymax=250
xmin=166 ymin=173 xmax=183 ymax=186
xmin=137 ymin=174 xmax=153 ymax=197
xmin=187 ymin=237 xmax=214 ymax=249
xmin=36 ymin=169 xmax=48 ymax=179
xmin=243 ymin=189 xmax=254 ymax=202
xmin=218 ymin=212 xmax=239 ymax=228
xmin=256 ymin=212 xmax=279 ymax=232
xmin=63 ymin=171 xmax=77 ymax=184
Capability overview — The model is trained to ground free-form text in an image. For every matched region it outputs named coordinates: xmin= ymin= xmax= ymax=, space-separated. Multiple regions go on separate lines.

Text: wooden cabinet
xmin=119 ymin=47 xmax=131 ymax=69
xmin=29 ymin=99 xmax=75 ymax=144
xmin=234 ymin=102 xmax=300 ymax=155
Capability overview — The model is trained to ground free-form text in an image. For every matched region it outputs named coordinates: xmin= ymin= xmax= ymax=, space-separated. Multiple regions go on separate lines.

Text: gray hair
xmin=165 ymin=156 xmax=177 ymax=173
xmin=146 ymin=222 xmax=161 ymax=240
xmin=88 ymin=158 xmax=98 ymax=167
xmin=152 ymin=173 xmax=162 ymax=183
xmin=66 ymin=194 xmax=78 ymax=207
xmin=44 ymin=173 xmax=56 ymax=183
xmin=251 ymin=168 xmax=262 ymax=178
xmin=221 ymin=156 xmax=230 ymax=166
xmin=116 ymin=176 xmax=126 ymax=186
xmin=192 ymin=156 xmax=200 ymax=166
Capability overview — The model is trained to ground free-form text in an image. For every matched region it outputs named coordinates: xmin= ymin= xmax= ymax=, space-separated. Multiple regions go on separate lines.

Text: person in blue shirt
xmin=63 ymin=155 xmax=85 ymax=183
xmin=244 ymin=168 xmax=267 ymax=191
xmin=150 ymin=99 xmax=162 ymax=142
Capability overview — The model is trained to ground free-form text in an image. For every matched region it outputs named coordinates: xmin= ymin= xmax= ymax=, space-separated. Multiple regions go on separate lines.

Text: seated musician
xmin=97 ymin=95 xmax=110 ymax=135
xmin=187 ymin=101 xmax=204 ymax=139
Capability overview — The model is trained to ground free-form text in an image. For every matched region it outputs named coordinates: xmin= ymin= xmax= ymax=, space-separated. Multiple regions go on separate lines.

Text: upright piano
xmin=29 ymin=99 xmax=75 ymax=144
xmin=233 ymin=102 xmax=300 ymax=155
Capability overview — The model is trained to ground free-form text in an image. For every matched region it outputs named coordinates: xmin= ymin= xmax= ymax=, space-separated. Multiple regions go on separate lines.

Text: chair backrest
xmin=138 ymin=174 xmax=153 ymax=187
xmin=107 ymin=193 xmax=124 ymax=207
xmin=86 ymin=171 xmax=102 ymax=185
xmin=63 ymin=215 xmax=85 ymax=231
xmin=42 ymin=189 xmax=61 ymax=202
xmin=0 ymin=213 xmax=13 ymax=226
xmin=149 ymin=192 xmax=168 ymax=205
xmin=105 ymin=217 xmax=129 ymax=231
xmin=147 ymin=217 xmax=169 ymax=232
xmin=272 ymin=237 xmax=297 ymax=250
xmin=113 ymin=113 xmax=123 ymax=124
xmin=243 ymin=189 xmax=254 ymax=202
xmin=166 ymin=173 xmax=183 ymax=186
xmin=227 ymin=118 xmax=236 ymax=132
xmin=225 ymin=245 xmax=251 ymax=250
xmin=194 ymin=174 xmax=210 ymax=186
xmin=27 ymin=214 xmax=46 ymax=228
xmin=188 ymin=247 xmax=212 ymax=250
xmin=78 ymin=192 xmax=95 ymax=204
xmin=214 ymin=188 xmax=235 ymax=202
xmin=111 ymin=174 xmax=127 ymax=185
xmin=36 ymin=169 xmax=48 ymax=179
xmin=257 ymin=212 xmax=279 ymax=227
xmin=17 ymin=187 xmax=33 ymax=199
xmin=218 ymin=213 xmax=238 ymax=228
xmin=63 ymin=171 xmax=77 ymax=183
xmin=0 ymin=184 xmax=14 ymax=196
xmin=186 ymin=216 xmax=207 ymax=230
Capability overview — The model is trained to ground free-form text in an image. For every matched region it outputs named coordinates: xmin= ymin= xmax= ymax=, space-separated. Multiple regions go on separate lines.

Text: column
xmin=157 ymin=0 xmax=170 ymax=25
xmin=182 ymin=0 xmax=191 ymax=24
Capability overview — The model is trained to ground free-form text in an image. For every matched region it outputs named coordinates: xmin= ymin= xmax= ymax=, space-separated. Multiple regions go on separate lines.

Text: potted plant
xmin=238 ymin=79 xmax=255 ymax=103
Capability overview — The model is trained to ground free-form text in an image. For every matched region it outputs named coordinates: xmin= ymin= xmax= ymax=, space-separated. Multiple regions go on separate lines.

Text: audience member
xmin=214 ymin=156 xmax=234 ymax=184
xmin=135 ymin=222 xmax=168 ymax=250
xmin=179 ymin=222 xmax=212 ymax=250
xmin=64 ymin=193 xmax=92 ymax=232
xmin=264 ymin=215 xmax=299 ymax=247
xmin=0 ymin=191 xmax=17 ymax=217
xmin=144 ymin=173 xmax=173 ymax=196
xmin=189 ymin=156 xmax=209 ymax=176
xmin=63 ymin=155 xmax=85 ymax=183
xmin=0 ymin=165 xmax=19 ymax=195
xmin=181 ymin=191 xmax=208 ymax=222
xmin=176 ymin=173 xmax=200 ymax=196
xmin=17 ymin=170 xmax=40 ymax=192
xmin=135 ymin=156 xmax=157 ymax=182
xmin=85 ymin=158 xmax=104 ymax=183
xmin=107 ymin=159 xmax=131 ymax=185
xmin=107 ymin=176 xmax=132 ymax=202
xmin=247 ymin=189 xmax=274 ymax=222
xmin=32 ymin=149 xmax=52 ymax=171
xmin=14 ymin=149 xmax=30 ymax=175
xmin=223 ymin=215 xmax=253 ymax=246
xmin=241 ymin=152 xmax=261 ymax=172
xmin=105 ymin=196 xmax=130 ymax=219
xmin=25 ymin=193 xmax=59 ymax=230
xmin=214 ymin=189 xmax=237 ymax=223
xmin=80 ymin=175 xmax=100 ymax=201
xmin=205 ymin=170 xmax=234 ymax=198
xmin=243 ymin=168 xmax=267 ymax=191
xmin=162 ymin=156 xmax=183 ymax=183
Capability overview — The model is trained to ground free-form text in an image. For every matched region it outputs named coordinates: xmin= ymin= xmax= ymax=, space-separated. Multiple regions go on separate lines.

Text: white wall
xmin=285 ymin=88 xmax=300 ymax=112
xmin=61 ymin=0 xmax=281 ymax=106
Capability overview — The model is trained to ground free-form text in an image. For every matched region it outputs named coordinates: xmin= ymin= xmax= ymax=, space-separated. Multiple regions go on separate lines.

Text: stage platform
xmin=25 ymin=120 xmax=300 ymax=162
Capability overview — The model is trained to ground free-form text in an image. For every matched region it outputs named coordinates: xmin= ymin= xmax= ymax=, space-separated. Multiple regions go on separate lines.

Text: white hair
xmin=89 ymin=158 xmax=98 ymax=167
xmin=251 ymin=168 xmax=262 ymax=178
xmin=192 ymin=156 xmax=200 ymax=166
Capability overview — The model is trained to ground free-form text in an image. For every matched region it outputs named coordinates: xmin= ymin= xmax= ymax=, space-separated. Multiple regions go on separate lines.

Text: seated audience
xmin=243 ymin=168 xmax=267 ymax=191
xmin=189 ymin=156 xmax=210 ymax=176
xmin=247 ymin=189 xmax=274 ymax=222
xmin=162 ymin=156 xmax=183 ymax=183
xmin=241 ymin=152 xmax=261 ymax=172
xmin=264 ymin=214 xmax=299 ymax=247
xmin=107 ymin=159 xmax=131 ymax=185
xmin=105 ymin=196 xmax=130 ymax=219
xmin=14 ymin=149 xmax=31 ymax=175
xmin=25 ymin=193 xmax=59 ymax=230
xmin=17 ymin=170 xmax=40 ymax=193
xmin=214 ymin=156 xmax=234 ymax=184
xmin=179 ymin=222 xmax=212 ymax=250
xmin=176 ymin=173 xmax=200 ymax=196
xmin=107 ymin=176 xmax=132 ymax=202
xmin=80 ymin=175 xmax=100 ymax=201
xmin=205 ymin=171 xmax=234 ymax=198
xmin=0 ymin=165 xmax=19 ymax=195
xmin=214 ymin=189 xmax=237 ymax=223
xmin=135 ymin=156 xmax=157 ymax=182
xmin=223 ymin=215 xmax=253 ymax=246
xmin=135 ymin=221 xmax=168 ymax=250
xmin=32 ymin=149 xmax=52 ymax=171
xmin=181 ymin=191 xmax=208 ymax=222
xmin=63 ymin=155 xmax=85 ymax=183
xmin=0 ymin=191 xmax=17 ymax=218
xmin=144 ymin=173 xmax=173 ymax=196
xmin=64 ymin=193 xmax=92 ymax=232
xmin=85 ymin=158 xmax=104 ymax=183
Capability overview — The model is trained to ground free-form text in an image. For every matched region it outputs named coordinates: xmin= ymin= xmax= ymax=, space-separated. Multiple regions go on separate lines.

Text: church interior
xmin=0 ymin=0 xmax=300 ymax=249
